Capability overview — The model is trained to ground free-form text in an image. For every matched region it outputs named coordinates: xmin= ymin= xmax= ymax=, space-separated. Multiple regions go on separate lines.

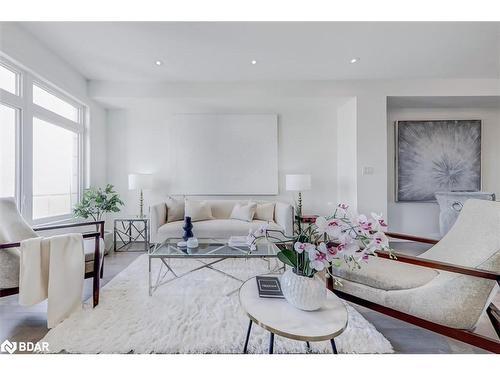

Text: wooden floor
xmin=0 ymin=244 xmax=498 ymax=354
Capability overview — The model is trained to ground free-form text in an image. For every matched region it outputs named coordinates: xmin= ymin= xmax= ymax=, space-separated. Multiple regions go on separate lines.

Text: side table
xmin=114 ymin=218 xmax=150 ymax=252
xmin=239 ymin=276 xmax=347 ymax=354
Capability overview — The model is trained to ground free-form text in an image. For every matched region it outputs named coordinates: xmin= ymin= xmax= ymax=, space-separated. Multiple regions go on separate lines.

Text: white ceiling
xmin=19 ymin=22 xmax=500 ymax=82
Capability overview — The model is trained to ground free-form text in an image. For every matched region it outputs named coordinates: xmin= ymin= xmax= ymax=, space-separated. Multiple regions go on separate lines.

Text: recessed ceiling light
xmin=251 ymin=60 xmax=257 ymax=65
xmin=155 ymin=60 xmax=163 ymax=66
xmin=350 ymin=58 xmax=359 ymax=64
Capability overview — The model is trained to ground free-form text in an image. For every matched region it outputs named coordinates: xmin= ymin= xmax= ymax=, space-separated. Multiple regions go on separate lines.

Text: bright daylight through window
xmin=32 ymin=118 xmax=79 ymax=219
xmin=0 ymin=58 xmax=84 ymax=222
xmin=33 ymin=83 xmax=79 ymax=122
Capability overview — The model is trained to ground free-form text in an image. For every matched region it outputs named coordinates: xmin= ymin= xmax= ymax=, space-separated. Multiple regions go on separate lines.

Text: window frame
xmin=0 ymin=60 xmax=21 ymax=96
xmin=0 ymin=101 xmax=21 ymax=204
xmin=0 ymin=55 xmax=88 ymax=225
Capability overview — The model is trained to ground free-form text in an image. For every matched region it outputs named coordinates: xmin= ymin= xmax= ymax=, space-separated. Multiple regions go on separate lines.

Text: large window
xmin=0 ymin=57 xmax=86 ymax=223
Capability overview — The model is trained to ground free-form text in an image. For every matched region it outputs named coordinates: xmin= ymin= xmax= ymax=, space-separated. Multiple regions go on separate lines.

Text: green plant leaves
xmin=73 ymin=184 xmax=124 ymax=221
xmin=277 ymin=249 xmax=297 ymax=268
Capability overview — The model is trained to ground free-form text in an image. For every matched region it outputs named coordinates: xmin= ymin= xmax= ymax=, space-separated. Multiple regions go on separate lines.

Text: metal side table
xmin=114 ymin=217 xmax=150 ymax=252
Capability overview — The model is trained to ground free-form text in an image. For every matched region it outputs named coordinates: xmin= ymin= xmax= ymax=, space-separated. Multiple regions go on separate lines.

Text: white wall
xmin=92 ymin=79 xmax=500 ymax=225
xmin=0 ymin=22 xmax=107 ymax=187
xmin=387 ymin=103 xmax=500 ymax=237
xmin=337 ymin=97 xmax=358 ymax=212
xmin=105 ymin=97 xmax=340 ymax=217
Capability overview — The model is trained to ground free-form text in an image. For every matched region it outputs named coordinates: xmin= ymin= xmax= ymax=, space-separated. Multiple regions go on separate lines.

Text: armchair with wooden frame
xmin=327 ymin=199 xmax=500 ymax=353
xmin=0 ymin=197 xmax=105 ymax=308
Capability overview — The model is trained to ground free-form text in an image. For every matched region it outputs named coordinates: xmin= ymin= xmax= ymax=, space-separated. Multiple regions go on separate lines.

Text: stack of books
xmin=228 ymin=236 xmax=250 ymax=247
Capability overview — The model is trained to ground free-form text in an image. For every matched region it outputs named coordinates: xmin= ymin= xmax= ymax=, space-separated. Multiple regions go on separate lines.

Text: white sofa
xmin=150 ymin=199 xmax=294 ymax=244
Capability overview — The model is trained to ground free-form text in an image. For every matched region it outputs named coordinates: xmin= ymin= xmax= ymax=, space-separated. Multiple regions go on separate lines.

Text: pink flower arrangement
xmin=247 ymin=203 xmax=392 ymax=277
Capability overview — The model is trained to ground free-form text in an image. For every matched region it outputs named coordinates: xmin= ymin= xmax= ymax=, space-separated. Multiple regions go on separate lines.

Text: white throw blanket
xmin=19 ymin=233 xmax=85 ymax=328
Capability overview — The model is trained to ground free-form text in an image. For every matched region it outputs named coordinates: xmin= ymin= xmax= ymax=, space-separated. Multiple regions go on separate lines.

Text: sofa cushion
xmin=331 ymin=256 xmax=439 ymax=291
xmin=185 ymin=199 xmax=214 ymax=222
xmin=230 ymin=202 xmax=257 ymax=222
xmin=254 ymin=202 xmax=275 ymax=222
xmin=157 ymin=219 xmax=282 ymax=241
xmin=166 ymin=196 xmax=185 ymax=223
xmin=206 ymin=200 xmax=242 ymax=219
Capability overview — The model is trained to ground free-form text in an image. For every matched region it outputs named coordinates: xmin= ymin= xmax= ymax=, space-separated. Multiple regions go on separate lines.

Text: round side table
xmin=239 ymin=276 xmax=348 ymax=354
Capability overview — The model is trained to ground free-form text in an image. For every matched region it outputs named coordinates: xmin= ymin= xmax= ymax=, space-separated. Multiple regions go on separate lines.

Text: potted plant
xmin=73 ymin=184 xmax=124 ymax=231
xmin=247 ymin=203 xmax=392 ymax=311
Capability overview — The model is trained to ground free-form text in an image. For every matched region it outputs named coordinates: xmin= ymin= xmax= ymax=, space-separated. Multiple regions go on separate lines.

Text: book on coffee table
xmin=228 ymin=236 xmax=250 ymax=247
xmin=256 ymin=276 xmax=284 ymax=298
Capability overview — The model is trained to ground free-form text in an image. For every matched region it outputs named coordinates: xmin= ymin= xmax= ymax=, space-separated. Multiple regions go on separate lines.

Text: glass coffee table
xmin=148 ymin=237 xmax=281 ymax=296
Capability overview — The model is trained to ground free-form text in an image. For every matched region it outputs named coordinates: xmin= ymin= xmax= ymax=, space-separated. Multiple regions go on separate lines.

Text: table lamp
xmin=128 ymin=173 xmax=153 ymax=218
xmin=285 ymin=174 xmax=311 ymax=217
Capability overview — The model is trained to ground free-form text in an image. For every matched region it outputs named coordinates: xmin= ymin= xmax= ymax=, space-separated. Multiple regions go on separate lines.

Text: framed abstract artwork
xmin=396 ymin=119 xmax=482 ymax=202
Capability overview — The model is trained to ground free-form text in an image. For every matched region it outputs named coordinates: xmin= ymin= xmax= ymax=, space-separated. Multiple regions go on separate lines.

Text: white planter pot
xmin=280 ymin=268 xmax=326 ymax=311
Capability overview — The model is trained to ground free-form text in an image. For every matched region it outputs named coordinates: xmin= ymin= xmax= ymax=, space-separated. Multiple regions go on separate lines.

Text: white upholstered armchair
xmin=0 ymin=197 xmax=105 ymax=307
xmin=329 ymin=199 xmax=500 ymax=353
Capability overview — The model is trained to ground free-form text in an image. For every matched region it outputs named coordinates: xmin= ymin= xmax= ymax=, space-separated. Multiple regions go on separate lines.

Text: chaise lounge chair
xmin=328 ymin=199 xmax=500 ymax=353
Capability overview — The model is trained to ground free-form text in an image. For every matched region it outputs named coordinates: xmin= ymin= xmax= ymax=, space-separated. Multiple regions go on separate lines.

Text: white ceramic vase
xmin=280 ymin=268 xmax=326 ymax=311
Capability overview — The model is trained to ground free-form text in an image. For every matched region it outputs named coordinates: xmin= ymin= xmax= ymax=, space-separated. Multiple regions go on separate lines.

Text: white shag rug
xmin=40 ymin=255 xmax=393 ymax=354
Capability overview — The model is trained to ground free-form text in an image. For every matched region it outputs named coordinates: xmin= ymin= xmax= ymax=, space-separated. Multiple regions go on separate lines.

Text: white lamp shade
xmin=128 ymin=173 xmax=153 ymax=190
xmin=285 ymin=174 xmax=311 ymax=191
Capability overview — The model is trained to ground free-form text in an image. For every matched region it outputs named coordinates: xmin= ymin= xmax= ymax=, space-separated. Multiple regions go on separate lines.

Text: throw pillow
xmin=166 ymin=196 xmax=185 ymax=223
xmin=185 ymin=199 xmax=214 ymax=222
xmin=254 ymin=202 xmax=275 ymax=222
xmin=230 ymin=202 xmax=257 ymax=222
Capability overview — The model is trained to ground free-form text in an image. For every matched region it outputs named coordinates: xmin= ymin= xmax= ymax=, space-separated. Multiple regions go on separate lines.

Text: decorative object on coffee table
xmin=114 ymin=218 xmax=150 ymax=253
xmin=128 ymin=173 xmax=153 ymax=218
xmin=239 ymin=277 xmax=348 ymax=354
xmin=186 ymin=237 xmax=199 ymax=248
xmin=247 ymin=203 xmax=392 ymax=311
xmin=434 ymin=191 xmax=495 ymax=236
xmin=183 ymin=216 xmax=194 ymax=241
xmin=396 ymin=120 xmax=481 ymax=202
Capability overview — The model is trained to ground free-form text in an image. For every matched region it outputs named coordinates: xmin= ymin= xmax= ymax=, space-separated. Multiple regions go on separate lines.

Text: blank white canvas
xmin=169 ymin=114 xmax=278 ymax=195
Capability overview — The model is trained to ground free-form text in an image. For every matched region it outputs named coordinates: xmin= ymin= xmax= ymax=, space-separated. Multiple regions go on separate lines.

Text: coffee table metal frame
xmin=148 ymin=237 xmax=281 ymax=296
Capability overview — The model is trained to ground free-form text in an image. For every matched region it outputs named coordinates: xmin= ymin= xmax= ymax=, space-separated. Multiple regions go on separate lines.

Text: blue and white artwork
xmin=396 ymin=120 xmax=481 ymax=202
